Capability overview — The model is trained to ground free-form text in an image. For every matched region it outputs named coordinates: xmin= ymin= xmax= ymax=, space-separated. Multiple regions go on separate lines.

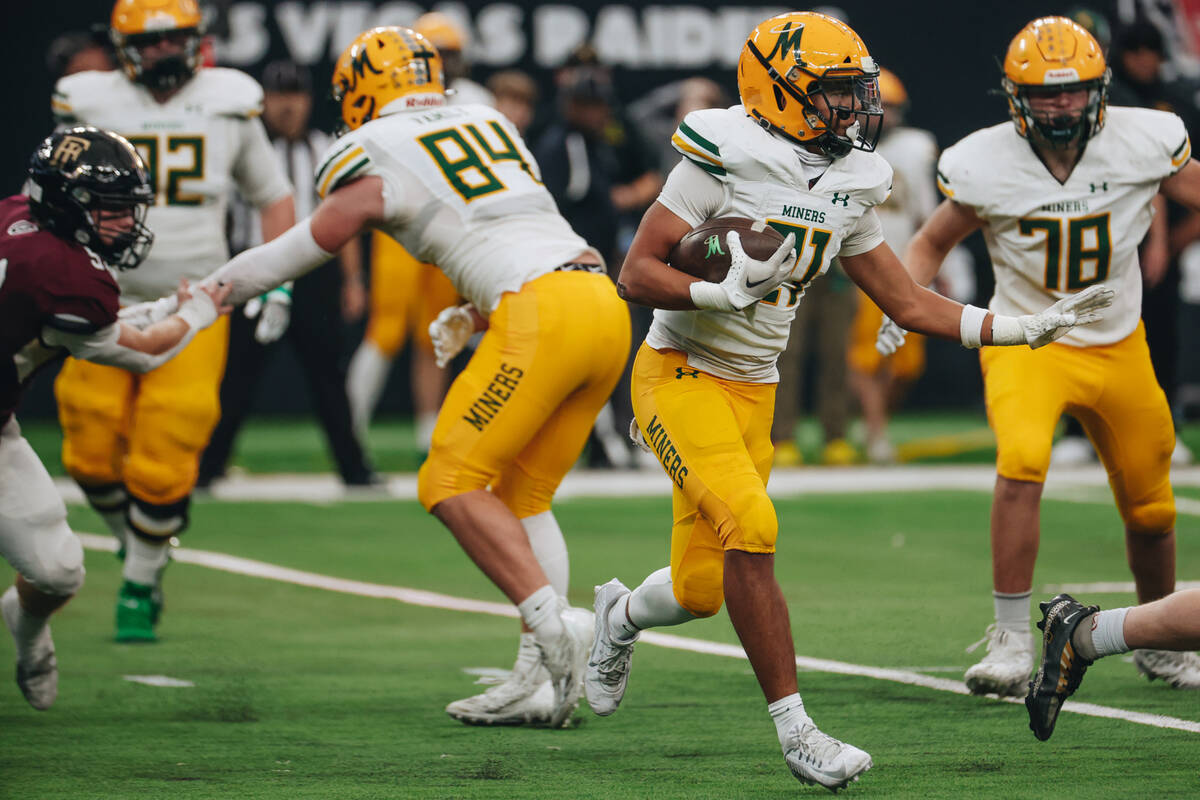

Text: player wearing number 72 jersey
xmin=183 ymin=26 xmax=630 ymax=728
xmin=49 ymin=0 xmax=295 ymax=643
xmin=885 ymin=16 xmax=1200 ymax=695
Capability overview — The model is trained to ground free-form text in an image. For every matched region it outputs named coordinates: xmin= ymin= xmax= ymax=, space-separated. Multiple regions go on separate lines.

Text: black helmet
xmin=27 ymin=126 xmax=155 ymax=269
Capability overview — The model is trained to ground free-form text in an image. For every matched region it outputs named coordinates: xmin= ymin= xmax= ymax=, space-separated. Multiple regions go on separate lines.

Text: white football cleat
xmin=585 ymin=578 xmax=638 ymax=716
xmin=535 ymin=602 xmax=593 ymax=728
xmin=1133 ymin=649 xmax=1200 ymax=689
xmin=783 ymin=721 xmax=872 ymax=792
xmin=1 ymin=586 xmax=58 ymax=711
xmin=445 ymin=633 xmax=556 ymax=725
xmin=964 ymin=624 xmax=1034 ymax=697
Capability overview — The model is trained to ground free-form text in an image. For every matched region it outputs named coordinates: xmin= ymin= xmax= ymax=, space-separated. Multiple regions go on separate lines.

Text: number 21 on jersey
xmin=757 ymin=219 xmax=833 ymax=309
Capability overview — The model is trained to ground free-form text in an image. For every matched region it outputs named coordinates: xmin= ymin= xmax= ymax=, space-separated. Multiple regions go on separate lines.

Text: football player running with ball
xmin=879 ymin=16 xmax=1200 ymax=696
xmin=585 ymin=12 xmax=1114 ymax=791
xmin=50 ymin=0 xmax=294 ymax=642
xmin=186 ymin=27 xmax=629 ymax=728
xmin=1 ymin=127 xmax=230 ymax=709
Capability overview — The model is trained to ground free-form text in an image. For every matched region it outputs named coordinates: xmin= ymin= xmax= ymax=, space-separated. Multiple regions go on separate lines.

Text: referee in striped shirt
xmin=199 ymin=60 xmax=376 ymax=487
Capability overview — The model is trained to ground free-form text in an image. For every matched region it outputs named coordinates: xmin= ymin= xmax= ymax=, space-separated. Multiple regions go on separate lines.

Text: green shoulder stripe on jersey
xmin=683 ymin=154 xmax=726 ymax=176
xmin=936 ymin=169 xmax=950 ymax=185
xmin=1173 ymin=138 xmax=1190 ymax=158
xmin=313 ymin=141 xmax=356 ymax=186
xmin=327 ymin=158 xmax=370 ymax=194
xmin=678 ymin=121 xmax=720 ymax=157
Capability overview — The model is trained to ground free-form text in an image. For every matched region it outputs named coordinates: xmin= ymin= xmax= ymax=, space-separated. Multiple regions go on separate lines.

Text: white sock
xmin=521 ymin=511 xmax=569 ymax=597
xmin=994 ymin=590 xmax=1031 ymax=632
xmin=123 ymin=535 xmax=170 ymax=586
xmin=513 ymin=632 xmax=542 ymax=679
xmin=2 ymin=587 xmax=49 ymax=657
xmin=415 ymin=411 xmax=438 ymax=452
xmin=626 ymin=567 xmax=695 ymax=630
xmin=768 ymin=693 xmax=812 ymax=748
xmin=517 ymin=585 xmax=563 ymax=640
xmin=606 ymin=593 xmax=641 ymax=643
xmin=1088 ymin=607 xmax=1131 ymax=658
xmin=346 ymin=342 xmax=390 ymax=440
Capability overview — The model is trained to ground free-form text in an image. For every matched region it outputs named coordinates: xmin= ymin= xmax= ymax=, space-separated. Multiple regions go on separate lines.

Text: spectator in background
xmin=487 ymin=69 xmax=539 ymax=135
xmin=534 ymin=51 xmax=662 ymax=467
xmin=846 ymin=69 xmax=939 ymax=464
xmin=344 ymin=11 xmax=485 ymax=452
xmin=46 ymin=28 xmax=115 ymax=80
xmin=198 ymin=60 xmax=375 ymax=489
xmin=629 ymin=77 xmax=731 ymax=176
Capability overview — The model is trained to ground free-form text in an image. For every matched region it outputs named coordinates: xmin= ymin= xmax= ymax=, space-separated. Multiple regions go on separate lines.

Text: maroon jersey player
xmin=0 ymin=126 xmax=231 ymax=711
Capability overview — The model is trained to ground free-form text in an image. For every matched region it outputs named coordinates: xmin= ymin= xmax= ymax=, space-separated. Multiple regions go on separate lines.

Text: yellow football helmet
xmin=331 ymin=27 xmax=446 ymax=132
xmin=1003 ymin=16 xmax=1110 ymax=148
xmin=738 ymin=12 xmax=883 ymax=158
xmin=412 ymin=12 xmax=467 ymax=52
xmin=877 ymin=68 xmax=908 ymax=108
xmin=110 ymin=0 xmax=203 ymax=92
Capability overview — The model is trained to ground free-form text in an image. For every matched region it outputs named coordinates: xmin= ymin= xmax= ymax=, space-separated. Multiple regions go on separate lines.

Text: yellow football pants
xmin=847 ymin=288 xmax=925 ymax=379
xmin=980 ymin=321 xmax=1175 ymax=533
xmin=55 ymin=317 xmax=229 ymax=507
xmin=367 ymin=231 xmax=459 ymax=356
xmin=418 ymin=270 xmax=630 ymax=516
xmin=631 ymin=345 xmax=777 ymax=617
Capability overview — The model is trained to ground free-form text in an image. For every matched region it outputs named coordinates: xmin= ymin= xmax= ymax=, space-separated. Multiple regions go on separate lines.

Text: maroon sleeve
xmin=35 ymin=241 xmax=121 ymax=335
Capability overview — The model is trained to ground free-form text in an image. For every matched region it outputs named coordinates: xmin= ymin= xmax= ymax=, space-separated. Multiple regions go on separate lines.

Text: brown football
xmin=667 ymin=217 xmax=787 ymax=283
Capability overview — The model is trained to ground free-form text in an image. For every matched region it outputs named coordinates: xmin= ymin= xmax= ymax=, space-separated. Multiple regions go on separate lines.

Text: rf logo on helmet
xmin=51 ymin=136 xmax=92 ymax=168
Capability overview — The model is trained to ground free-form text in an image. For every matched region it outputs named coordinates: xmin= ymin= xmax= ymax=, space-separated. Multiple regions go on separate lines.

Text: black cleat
xmin=1025 ymin=593 xmax=1100 ymax=741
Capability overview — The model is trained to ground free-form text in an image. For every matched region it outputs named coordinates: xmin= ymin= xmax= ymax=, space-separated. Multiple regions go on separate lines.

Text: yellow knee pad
xmin=714 ymin=486 xmax=779 ymax=554
xmin=124 ymin=392 xmax=219 ymax=505
xmin=673 ymin=560 xmax=724 ymax=618
xmin=416 ymin=449 xmax=492 ymax=512
xmin=1122 ymin=496 xmax=1176 ymax=535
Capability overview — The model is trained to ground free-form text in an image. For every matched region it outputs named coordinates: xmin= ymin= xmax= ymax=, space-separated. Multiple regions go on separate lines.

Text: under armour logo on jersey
xmin=831 ymin=192 xmax=850 ymax=206
xmin=1090 ymin=182 xmax=1108 ymax=193
xmin=675 ymin=367 xmax=699 ymax=379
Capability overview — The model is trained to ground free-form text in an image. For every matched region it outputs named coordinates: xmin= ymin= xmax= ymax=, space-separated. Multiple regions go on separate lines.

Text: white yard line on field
xmin=77 ymin=532 xmax=1200 ymax=736
xmin=53 ymin=464 xmax=1200 ymax=506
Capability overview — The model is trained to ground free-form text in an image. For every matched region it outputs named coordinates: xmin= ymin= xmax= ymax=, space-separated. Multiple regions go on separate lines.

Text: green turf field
xmin=1 ymin=488 xmax=1197 ymax=798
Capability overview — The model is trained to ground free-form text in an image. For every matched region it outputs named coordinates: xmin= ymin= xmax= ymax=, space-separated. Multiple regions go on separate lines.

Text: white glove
xmin=118 ymin=295 xmax=179 ymax=329
xmin=429 ymin=304 xmax=475 ymax=368
xmin=629 ymin=419 xmax=652 ymax=454
xmin=999 ymin=284 xmax=1115 ymax=348
xmin=875 ymin=315 xmax=907 ymax=356
xmin=246 ymin=285 xmax=292 ymax=344
xmin=690 ymin=230 xmax=797 ymax=311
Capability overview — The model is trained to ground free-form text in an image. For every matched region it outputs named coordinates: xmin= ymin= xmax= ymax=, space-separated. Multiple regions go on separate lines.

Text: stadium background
xmin=0 ymin=0 xmax=1159 ymax=419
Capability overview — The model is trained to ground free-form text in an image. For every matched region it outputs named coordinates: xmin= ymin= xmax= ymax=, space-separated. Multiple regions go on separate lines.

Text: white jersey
xmin=938 ymin=106 xmax=1191 ymax=347
xmin=53 ymin=68 xmax=292 ymax=303
xmin=876 ymin=126 xmax=939 ymax=252
xmin=313 ymin=103 xmax=596 ymax=314
xmin=649 ymin=105 xmax=891 ymax=382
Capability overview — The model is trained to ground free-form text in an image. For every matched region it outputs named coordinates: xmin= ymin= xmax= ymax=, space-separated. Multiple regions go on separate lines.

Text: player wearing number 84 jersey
xmin=890 ymin=15 xmax=1200 ymax=696
xmin=191 ymin=26 xmax=630 ymax=728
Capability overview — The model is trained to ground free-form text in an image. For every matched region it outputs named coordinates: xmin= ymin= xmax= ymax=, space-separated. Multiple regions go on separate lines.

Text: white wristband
xmin=959 ymin=304 xmax=988 ymax=349
xmin=689 ymin=280 xmax=735 ymax=311
xmin=990 ymin=314 xmax=1026 ymax=346
xmin=175 ymin=292 xmax=218 ymax=331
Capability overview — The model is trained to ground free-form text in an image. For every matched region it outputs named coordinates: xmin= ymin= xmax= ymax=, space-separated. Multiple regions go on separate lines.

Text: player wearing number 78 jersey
xmin=885 ymin=16 xmax=1200 ymax=695
xmin=186 ymin=26 xmax=630 ymax=728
